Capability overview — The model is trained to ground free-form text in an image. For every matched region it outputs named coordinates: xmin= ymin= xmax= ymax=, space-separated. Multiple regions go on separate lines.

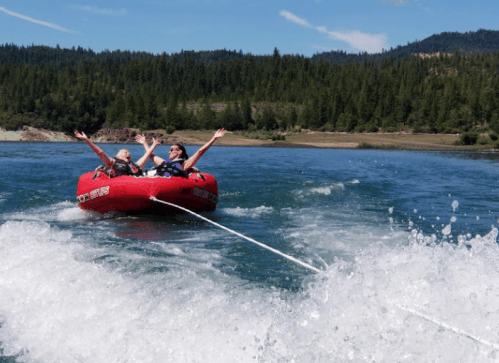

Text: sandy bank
xmin=0 ymin=127 xmax=483 ymax=151
xmin=0 ymin=126 xmax=74 ymax=142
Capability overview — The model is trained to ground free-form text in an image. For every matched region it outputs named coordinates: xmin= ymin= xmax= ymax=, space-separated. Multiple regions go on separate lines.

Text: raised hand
xmin=135 ymin=134 xmax=147 ymax=145
xmin=213 ymin=128 xmax=226 ymax=139
xmin=74 ymin=130 xmax=88 ymax=141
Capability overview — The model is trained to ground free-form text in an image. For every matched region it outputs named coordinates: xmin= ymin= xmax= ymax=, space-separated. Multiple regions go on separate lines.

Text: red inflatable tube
xmin=76 ymin=171 xmax=218 ymax=215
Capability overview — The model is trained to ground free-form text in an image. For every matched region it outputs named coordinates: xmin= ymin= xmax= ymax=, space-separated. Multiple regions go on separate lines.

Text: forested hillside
xmin=0 ymin=44 xmax=250 ymax=68
xmin=1 ymin=30 xmax=499 ymax=136
xmin=313 ymin=29 xmax=499 ymax=63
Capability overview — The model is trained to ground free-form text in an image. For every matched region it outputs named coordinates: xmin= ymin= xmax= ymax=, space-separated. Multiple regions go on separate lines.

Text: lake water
xmin=1 ymin=142 xmax=499 ymax=362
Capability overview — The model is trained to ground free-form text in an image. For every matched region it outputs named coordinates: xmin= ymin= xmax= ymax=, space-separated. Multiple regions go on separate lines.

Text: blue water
xmin=1 ymin=142 xmax=499 ymax=362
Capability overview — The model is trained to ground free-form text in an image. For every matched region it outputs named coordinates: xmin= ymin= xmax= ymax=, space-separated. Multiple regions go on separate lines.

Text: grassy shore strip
xmin=179 ymin=131 xmax=483 ymax=151
xmin=1 ymin=127 xmax=497 ymax=151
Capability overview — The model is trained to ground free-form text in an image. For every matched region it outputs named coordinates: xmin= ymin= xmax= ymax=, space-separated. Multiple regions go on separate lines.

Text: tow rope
xmin=150 ymin=197 xmax=322 ymax=273
xmin=150 ymin=196 xmax=498 ymax=350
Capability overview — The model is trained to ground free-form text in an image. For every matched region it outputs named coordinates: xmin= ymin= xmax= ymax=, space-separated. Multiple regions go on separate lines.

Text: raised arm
xmin=183 ymin=129 xmax=225 ymax=171
xmin=135 ymin=135 xmax=164 ymax=166
xmin=75 ymin=131 xmax=113 ymax=167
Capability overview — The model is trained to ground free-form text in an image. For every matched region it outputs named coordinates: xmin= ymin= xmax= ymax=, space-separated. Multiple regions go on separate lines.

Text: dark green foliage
xmin=198 ymin=101 xmax=217 ymax=129
xmin=459 ymin=131 xmax=480 ymax=145
xmin=256 ymin=107 xmax=277 ymax=131
xmin=312 ymin=29 xmax=499 ymax=64
xmin=271 ymin=134 xmax=285 ymax=141
xmin=2 ymin=37 xmax=499 ymax=135
xmin=357 ymin=142 xmax=403 ymax=150
xmin=477 ymin=136 xmax=491 ymax=145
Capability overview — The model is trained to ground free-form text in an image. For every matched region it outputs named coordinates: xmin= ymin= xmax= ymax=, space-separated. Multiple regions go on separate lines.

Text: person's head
xmin=169 ymin=143 xmax=188 ymax=160
xmin=116 ymin=149 xmax=131 ymax=163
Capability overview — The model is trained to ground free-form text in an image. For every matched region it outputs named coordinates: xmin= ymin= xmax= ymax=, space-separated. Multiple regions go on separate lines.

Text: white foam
xmin=294 ymin=182 xmax=346 ymax=198
xmin=310 ymin=182 xmax=345 ymax=195
xmin=0 ymin=221 xmax=280 ymax=362
xmin=222 ymin=205 xmax=274 ymax=218
xmin=442 ymin=223 xmax=452 ymax=236
xmin=0 ymin=194 xmax=7 ymax=204
xmin=219 ymin=191 xmax=243 ymax=198
xmin=309 ymin=186 xmax=335 ymax=195
xmin=56 ymin=207 xmax=88 ymax=221
xmin=4 ymin=201 xmax=87 ymax=223
xmin=280 ymin=206 xmax=407 ymax=263
xmin=1 ymin=220 xmax=498 ymax=362
xmin=257 ymin=228 xmax=499 ymax=362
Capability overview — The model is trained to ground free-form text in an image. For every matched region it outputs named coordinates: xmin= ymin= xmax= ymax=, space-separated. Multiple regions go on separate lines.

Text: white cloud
xmin=71 ymin=5 xmax=127 ymax=17
xmin=316 ymin=26 xmax=389 ymax=53
xmin=280 ymin=9 xmax=389 ymax=54
xmin=279 ymin=10 xmax=311 ymax=28
xmin=0 ymin=6 xmax=74 ymax=33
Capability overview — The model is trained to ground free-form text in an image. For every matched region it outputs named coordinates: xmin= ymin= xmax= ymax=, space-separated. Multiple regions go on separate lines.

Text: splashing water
xmin=2 ymin=144 xmax=499 ymax=362
xmin=1 ymin=220 xmax=499 ymax=362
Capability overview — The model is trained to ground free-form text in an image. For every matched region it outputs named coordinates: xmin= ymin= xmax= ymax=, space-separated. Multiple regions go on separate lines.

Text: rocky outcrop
xmin=89 ymin=128 xmax=203 ymax=145
xmin=0 ymin=126 xmax=201 ymax=145
xmin=0 ymin=126 xmax=74 ymax=142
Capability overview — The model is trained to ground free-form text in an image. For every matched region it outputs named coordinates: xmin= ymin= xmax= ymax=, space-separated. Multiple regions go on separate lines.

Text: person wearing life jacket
xmin=74 ymin=131 xmax=155 ymax=177
xmin=135 ymin=129 xmax=225 ymax=177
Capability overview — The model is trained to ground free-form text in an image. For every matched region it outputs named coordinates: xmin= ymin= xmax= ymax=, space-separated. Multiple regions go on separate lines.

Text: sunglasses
xmin=169 ymin=148 xmax=180 ymax=152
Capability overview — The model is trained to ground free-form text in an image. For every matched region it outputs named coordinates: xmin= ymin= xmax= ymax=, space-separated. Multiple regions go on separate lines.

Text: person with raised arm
xmin=135 ymin=129 xmax=225 ymax=177
xmin=74 ymin=131 xmax=154 ymax=177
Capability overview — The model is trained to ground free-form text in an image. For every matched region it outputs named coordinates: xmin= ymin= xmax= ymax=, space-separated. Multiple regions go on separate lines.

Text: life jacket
xmin=103 ymin=158 xmax=143 ymax=177
xmin=155 ymin=158 xmax=187 ymax=177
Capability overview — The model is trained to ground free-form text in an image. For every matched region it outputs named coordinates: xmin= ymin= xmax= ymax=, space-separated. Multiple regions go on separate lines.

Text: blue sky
xmin=0 ymin=0 xmax=497 ymax=57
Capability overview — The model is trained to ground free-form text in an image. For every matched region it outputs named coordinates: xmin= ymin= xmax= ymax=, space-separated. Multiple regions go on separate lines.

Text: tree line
xmin=313 ymin=29 xmax=499 ymax=63
xmin=2 ymin=45 xmax=499 ymax=135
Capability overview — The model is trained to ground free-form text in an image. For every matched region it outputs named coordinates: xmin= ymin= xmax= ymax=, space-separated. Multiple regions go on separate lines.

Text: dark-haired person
xmin=75 ymin=131 xmax=154 ymax=177
xmin=135 ymin=129 xmax=225 ymax=177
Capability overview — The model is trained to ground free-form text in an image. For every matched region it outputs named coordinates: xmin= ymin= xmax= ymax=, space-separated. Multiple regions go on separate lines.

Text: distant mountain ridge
xmin=411 ymin=29 xmax=499 ymax=52
xmin=1 ymin=29 xmax=499 ymax=67
xmin=311 ymin=29 xmax=499 ymax=63
xmin=0 ymin=44 xmax=250 ymax=68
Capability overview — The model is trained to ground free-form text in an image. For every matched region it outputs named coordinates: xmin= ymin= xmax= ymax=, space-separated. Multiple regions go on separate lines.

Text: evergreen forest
xmin=2 ymin=29 xmax=499 ymax=136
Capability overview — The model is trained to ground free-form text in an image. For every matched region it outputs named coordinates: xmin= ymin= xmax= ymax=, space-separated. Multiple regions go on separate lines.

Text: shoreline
xmin=0 ymin=126 xmax=75 ymax=143
xmin=0 ymin=126 xmax=494 ymax=151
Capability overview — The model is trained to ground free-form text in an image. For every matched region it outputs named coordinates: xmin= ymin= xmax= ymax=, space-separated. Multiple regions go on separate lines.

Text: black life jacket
xmin=103 ymin=158 xmax=142 ymax=177
xmin=155 ymin=158 xmax=187 ymax=177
